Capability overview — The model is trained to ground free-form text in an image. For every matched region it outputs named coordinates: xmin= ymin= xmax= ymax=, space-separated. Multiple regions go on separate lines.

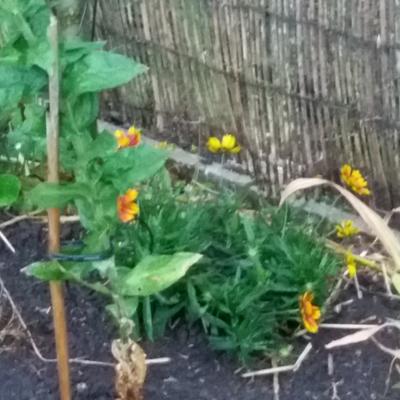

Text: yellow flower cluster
xmin=207 ymin=134 xmax=241 ymax=154
xmin=336 ymin=220 xmax=359 ymax=239
xmin=340 ymin=164 xmax=371 ymax=196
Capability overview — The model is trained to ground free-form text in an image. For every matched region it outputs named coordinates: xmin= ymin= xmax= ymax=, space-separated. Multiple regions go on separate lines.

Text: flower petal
xmin=125 ymin=189 xmax=139 ymax=202
xmin=207 ymin=137 xmax=222 ymax=153
xmin=221 ymin=134 xmax=236 ymax=151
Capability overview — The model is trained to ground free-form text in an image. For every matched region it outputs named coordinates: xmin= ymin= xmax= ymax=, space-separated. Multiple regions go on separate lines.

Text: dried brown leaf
xmin=112 ymin=339 xmax=147 ymax=400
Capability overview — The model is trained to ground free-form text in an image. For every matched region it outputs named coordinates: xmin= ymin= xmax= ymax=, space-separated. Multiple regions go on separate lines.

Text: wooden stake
xmin=47 ymin=15 xmax=72 ymax=400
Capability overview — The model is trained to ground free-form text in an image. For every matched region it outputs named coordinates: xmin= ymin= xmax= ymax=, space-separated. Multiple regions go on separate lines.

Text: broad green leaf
xmin=61 ymin=40 xmax=105 ymax=65
xmin=0 ymin=174 xmax=21 ymax=207
xmin=24 ymin=260 xmax=67 ymax=281
xmin=102 ymin=144 xmax=168 ymax=190
xmin=120 ymin=252 xmax=202 ymax=296
xmin=29 ymin=182 xmax=92 ymax=209
xmin=67 ymin=93 xmax=100 ymax=130
xmin=0 ymin=64 xmax=47 ymax=92
xmin=63 ymin=51 xmax=148 ymax=95
xmin=79 ymin=131 xmax=117 ymax=165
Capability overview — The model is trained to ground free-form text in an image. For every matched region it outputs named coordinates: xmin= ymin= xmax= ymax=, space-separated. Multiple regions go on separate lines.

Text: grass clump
xmin=114 ymin=176 xmax=339 ymax=361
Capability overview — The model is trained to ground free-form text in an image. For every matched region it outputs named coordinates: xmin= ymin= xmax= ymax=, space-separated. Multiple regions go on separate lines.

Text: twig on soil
xmin=272 ymin=359 xmax=280 ymax=400
xmin=320 ymin=323 xmax=379 ymax=330
xmin=0 ymin=277 xmax=170 ymax=368
xmin=354 ymin=274 xmax=363 ymax=300
xmin=37 ymin=215 xmax=80 ymax=224
xmin=333 ymin=299 xmax=354 ymax=314
xmin=241 ymin=343 xmax=313 ymax=378
xmin=381 ymin=263 xmax=393 ymax=296
xmin=384 ymin=357 xmax=398 ymax=396
xmin=0 ymin=230 xmax=16 ymax=253
xmin=328 ymin=353 xmax=334 ymax=376
xmin=331 ymin=380 xmax=343 ymax=400
xmin=295 ymin=322 xmax=380 ymax=338
xmin=0 ymin=211 xmax=42 ymax=229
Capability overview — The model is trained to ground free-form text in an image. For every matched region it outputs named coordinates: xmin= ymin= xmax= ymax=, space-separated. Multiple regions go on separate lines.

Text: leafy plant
xmin=0 ymin=0 xmax=202 ymax=341
xmin=0 ymin=173 xmax=20 ymax=206
xmin=114 ymin=179 xmax=339 ymax=360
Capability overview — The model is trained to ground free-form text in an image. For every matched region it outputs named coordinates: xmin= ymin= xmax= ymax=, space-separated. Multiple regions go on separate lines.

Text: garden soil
xmin=1 ymin=218 xmax=400 ymax=400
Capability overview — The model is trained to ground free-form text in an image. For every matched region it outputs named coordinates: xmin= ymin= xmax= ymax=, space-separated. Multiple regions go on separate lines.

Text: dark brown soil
xmin=1 ymin=218 xmax=400 ymax=399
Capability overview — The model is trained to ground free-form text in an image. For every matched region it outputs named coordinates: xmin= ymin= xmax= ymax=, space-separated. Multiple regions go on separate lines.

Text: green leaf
xmin=61 ymin=40 xmax=105 ymax=65
xmin=107 ymin=296 xmax=139 ymax=320
xmin=0 ymin=64 xmax=47 ymax=93
xmin=102 ymin=144 xmax=168 ymax=190
xmin=143 ymin=296 xmax=154 ymax=341
xmin=24 ymin=260 xmax=67 ymax=281
xmin=63 ymin=51 xmax=148 ymax=95
xmin=29 ymin=182 xmax=92 ymax=209
xmin=67 ymin=93 xmax=100 ymax=130
xmin=0 ymin=174 xmax=21 ymax=207
xmin=120 ymin=252 xmax=202 ymax=296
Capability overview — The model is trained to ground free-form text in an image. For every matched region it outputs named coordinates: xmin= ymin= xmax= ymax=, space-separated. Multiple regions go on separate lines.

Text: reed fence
xmin=92 ymin=0 xmax=400 ymax=208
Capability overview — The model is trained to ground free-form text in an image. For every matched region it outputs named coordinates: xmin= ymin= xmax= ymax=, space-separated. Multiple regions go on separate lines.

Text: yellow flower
xmin=340 ymin=164 xmax=371 ymax=196
xmin=221 ymin=134 xmax=241 ymax=153
xmin=299 ymin=291 xmax=321 ymax=333
xmin=114 ymin=125 xmax=142 ymax=149
xmin=207 ymin=136 xmax=222 ymax=153
xmin=346 ymin=252 xmax=357 ymax=278
xmin=207 ymin=134 xmax=241 ymax=154
xmin=117 ymin=188 xmax=139 ymax=223
xmin=336 ymin=220 xmax=359 ymax=239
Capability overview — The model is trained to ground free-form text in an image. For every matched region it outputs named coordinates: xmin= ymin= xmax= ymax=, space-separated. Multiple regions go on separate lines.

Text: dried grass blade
xmin=280 ymin=178 xmax=400 ymax=270
xmin=325 ymin=324 xmax=386 ymax=349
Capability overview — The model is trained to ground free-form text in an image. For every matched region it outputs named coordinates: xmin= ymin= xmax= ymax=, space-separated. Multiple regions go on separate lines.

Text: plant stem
xmin=55 ymin=0 xmax=85 ymax=39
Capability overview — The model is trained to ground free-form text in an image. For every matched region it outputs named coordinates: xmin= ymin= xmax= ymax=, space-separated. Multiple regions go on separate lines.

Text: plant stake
xmin=47 ymin=14 xmax=72 ymax=400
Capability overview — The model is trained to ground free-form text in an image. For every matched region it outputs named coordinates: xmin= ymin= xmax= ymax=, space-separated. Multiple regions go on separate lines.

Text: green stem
xmin=219 ymin=152 xmax=226 ymax=188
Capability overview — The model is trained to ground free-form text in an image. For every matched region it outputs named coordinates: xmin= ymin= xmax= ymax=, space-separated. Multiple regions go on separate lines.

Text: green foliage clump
xmin=114 ymin=178 xmax=339 ymax=360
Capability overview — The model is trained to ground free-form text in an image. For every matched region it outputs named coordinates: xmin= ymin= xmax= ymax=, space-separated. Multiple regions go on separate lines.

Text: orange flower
xmin=340 ymin=164 xmax=371 ymax=196
xmin=117 ymin=189 xmax=139 ymax=223
xmin=299 ymin=291 xmax=321 ymax=333
xmin=114 ymin=125 xmax=142 ymax=149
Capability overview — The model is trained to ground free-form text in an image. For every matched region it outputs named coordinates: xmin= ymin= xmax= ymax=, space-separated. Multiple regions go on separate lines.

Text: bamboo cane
xmin=47 ymin=15 xmax=72 ymax=400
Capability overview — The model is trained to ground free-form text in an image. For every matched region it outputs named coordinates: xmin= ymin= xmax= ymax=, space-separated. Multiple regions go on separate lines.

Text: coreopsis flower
xmin=299 ymin=291 xmax=321 ymax=333
xmin=117 ymin=189 xmax=139 ymax=223
xmin=114 ymin=125 xmax=142 ymax=149
xmin=207 ymin=136 xmax=222 ymax=153
xmin=346 ymin=252 xmax=357 ymax=279
xmin=336 ymin=220 xmax=359 ymax=239
xmin=207 ymin=134 xmax=241 ymax=154
xmin=340 ymin=164 xmax=371 ymax=196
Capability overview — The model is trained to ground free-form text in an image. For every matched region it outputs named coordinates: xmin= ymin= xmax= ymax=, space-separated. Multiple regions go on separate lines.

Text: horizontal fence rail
xmin=93 ymin=0 xmax=400 ymax=208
